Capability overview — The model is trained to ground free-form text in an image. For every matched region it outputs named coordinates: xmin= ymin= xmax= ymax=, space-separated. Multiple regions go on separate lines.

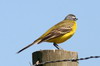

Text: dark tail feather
xmin=17 ymin=39 xmax=41 ymax=54
xmin=17 ymin=43 xmax=35 ymax=54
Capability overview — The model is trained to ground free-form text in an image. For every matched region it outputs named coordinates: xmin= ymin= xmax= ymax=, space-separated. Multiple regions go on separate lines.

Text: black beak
xmin=75 ymin=18 xmax=78 ymax=20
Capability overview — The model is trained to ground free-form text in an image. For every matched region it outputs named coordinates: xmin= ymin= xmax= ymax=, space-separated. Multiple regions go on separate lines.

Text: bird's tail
xmin=17 ymin=39 xmax=41 ymax=54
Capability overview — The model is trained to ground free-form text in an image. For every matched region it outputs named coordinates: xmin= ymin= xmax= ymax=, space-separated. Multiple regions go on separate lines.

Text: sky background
xmin=0 ymin=0 xmax=100 ymax=66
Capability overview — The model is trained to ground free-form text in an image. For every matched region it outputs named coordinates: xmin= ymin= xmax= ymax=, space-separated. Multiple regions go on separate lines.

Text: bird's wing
xmin=38 ymin=25 xmax=72 ymax=43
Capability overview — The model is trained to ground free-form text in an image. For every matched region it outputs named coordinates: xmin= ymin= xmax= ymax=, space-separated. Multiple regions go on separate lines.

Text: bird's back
xmin=36 ymin=20 xmax=77 ymax=44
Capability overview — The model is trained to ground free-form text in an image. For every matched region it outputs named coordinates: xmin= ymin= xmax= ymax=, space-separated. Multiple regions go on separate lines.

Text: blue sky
xmin=0 ymin=0 xmax=100 ymax=66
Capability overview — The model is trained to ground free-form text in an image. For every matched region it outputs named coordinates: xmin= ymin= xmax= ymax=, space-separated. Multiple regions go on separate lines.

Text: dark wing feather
xmin=38 ymin=26 xmax=72 ymax=43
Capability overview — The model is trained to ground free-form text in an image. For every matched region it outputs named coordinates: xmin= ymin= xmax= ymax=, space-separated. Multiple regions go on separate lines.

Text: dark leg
xmin=53 ymin=43 xmax=63 ymax=49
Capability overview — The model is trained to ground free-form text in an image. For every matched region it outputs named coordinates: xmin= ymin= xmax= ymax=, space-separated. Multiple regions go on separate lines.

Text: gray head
xmin=64 ymin=14 xmax=78 ymax=21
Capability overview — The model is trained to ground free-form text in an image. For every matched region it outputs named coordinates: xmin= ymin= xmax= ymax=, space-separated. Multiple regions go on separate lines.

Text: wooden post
xmin=32 ymin=50 xmax=78 ymax=66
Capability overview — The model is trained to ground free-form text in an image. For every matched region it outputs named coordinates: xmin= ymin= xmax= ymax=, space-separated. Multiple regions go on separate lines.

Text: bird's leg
xmin=53 ymin=43 xmax=63 ymax=50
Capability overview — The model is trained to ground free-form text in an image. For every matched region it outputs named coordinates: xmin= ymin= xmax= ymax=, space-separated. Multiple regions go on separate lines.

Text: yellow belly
xmin=46 ymin=23 xmax=77 ymax=44
xmin=46 ymin=31 xmax=74 ymax=44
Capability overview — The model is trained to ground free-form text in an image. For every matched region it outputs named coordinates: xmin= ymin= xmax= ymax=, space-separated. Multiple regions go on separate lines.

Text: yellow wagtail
xmin=17 ymin=14 xmax=78 ymax=53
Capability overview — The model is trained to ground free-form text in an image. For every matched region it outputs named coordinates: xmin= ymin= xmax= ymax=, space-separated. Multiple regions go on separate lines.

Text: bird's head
xmin=64 ymin=14 xmax=78 ymax=21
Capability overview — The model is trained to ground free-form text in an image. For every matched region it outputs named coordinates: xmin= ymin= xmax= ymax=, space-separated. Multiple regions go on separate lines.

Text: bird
xmin=17 ymin=14 xmax=78 ymax=53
